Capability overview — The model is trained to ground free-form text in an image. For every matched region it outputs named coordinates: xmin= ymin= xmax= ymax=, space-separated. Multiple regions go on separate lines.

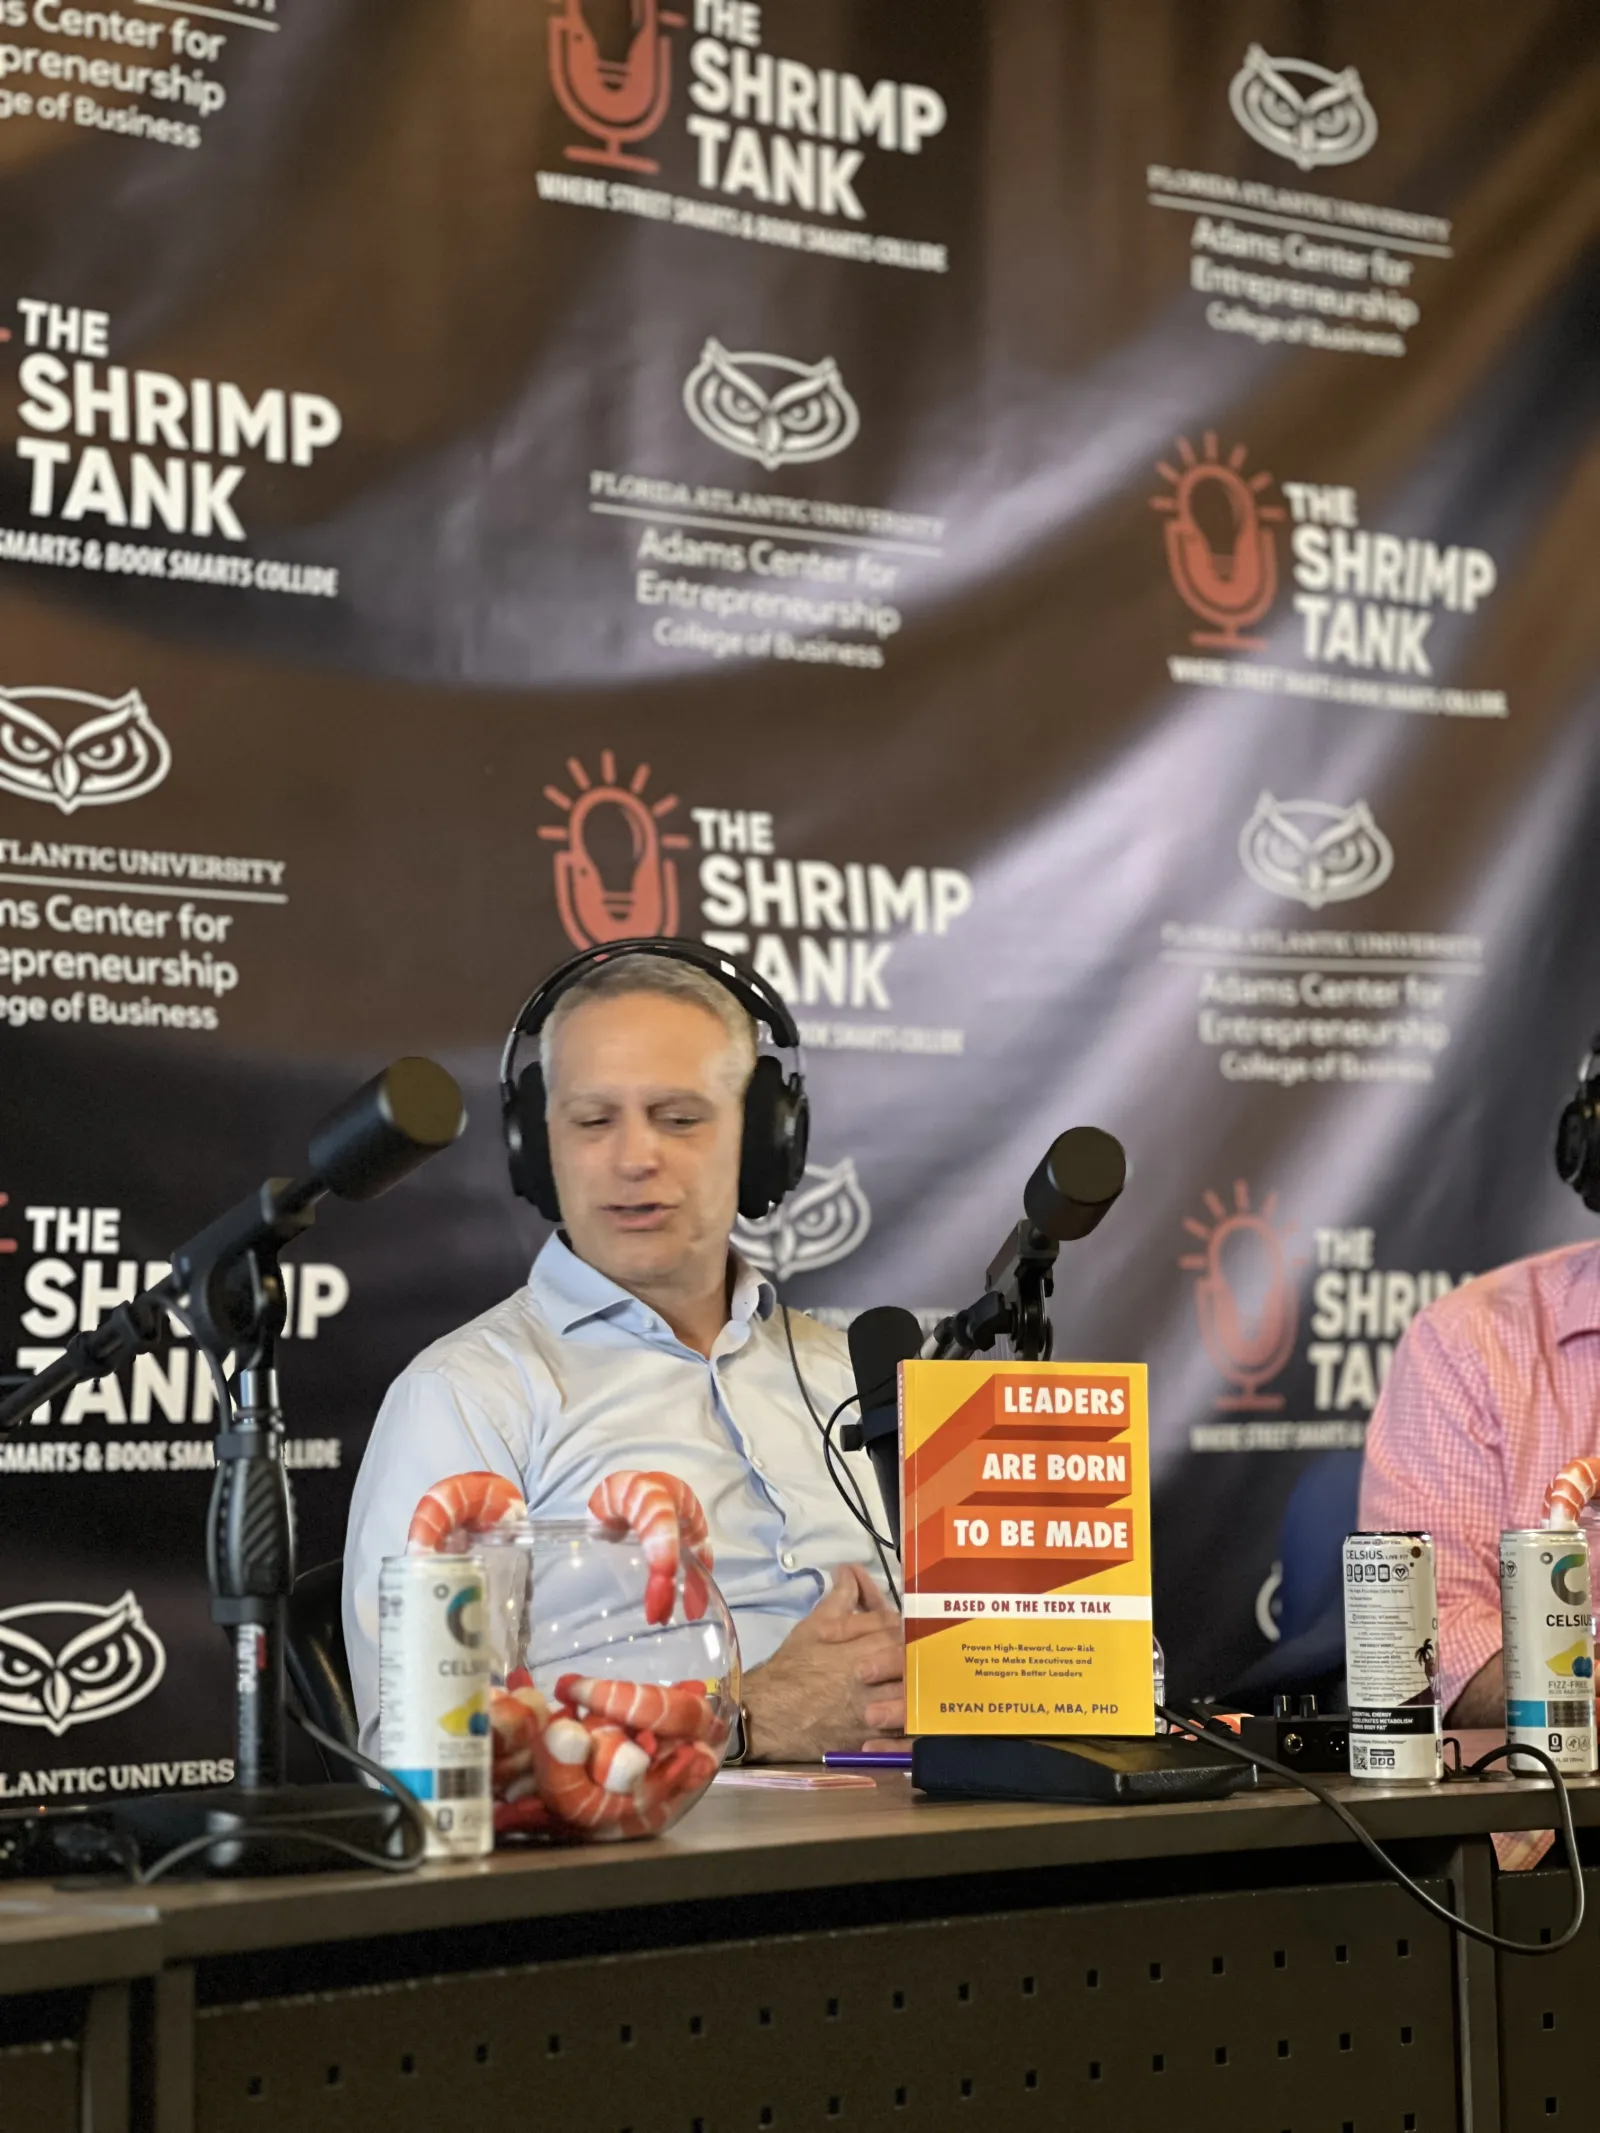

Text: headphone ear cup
xmin=739 ymin=1056 xmax=805 ymax=1221
xmin=505 ymin=1060 xmax=561 ymax=1221
xmin=1556 ymin=1092 xmax=1600 ymax=1213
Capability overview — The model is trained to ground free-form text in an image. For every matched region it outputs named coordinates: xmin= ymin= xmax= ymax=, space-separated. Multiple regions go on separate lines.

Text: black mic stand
xmin=0 ymin=1061 xmax=463 ymax=1873
xmin=925 ymin=1217 xmax=1060 ymax=1362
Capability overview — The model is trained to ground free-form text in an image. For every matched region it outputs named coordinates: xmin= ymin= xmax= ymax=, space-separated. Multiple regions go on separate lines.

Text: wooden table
xmin=2 ymin=1758 xmax=1596 ymax=2133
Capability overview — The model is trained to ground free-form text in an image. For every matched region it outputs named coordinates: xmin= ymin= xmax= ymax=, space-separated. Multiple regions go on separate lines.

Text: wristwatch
xmin=724 ymin=1701 xmax=754 ymax=1765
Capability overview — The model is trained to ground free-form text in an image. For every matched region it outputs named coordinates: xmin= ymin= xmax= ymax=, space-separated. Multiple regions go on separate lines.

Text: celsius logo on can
xmin=443 ymin=1584 xmax=484 ymax=1650
xmin=1548 ymin=1551 xmax=1589 ymax=1609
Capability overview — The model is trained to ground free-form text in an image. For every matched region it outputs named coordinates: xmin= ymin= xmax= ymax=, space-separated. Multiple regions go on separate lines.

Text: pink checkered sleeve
xmin=1360 ymin=1312 xmax=1506 ymax=1718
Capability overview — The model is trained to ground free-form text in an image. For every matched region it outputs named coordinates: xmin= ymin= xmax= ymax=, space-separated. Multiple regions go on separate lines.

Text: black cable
xmin=823 ymin=1388 xmax=901 ymax=1560
xmin=162 ymin=1294 xmax=235 ymax=1421
xmin=135 ymin=1714 xmax=430 ymax=1885
xmin=1157 ymin=1705 xmax=1586 ymax=1956
xmin=780 ymin=1303 xmax=901 ymax=1606
xmin=290 ymin=1708 xmax=431 ymax=1854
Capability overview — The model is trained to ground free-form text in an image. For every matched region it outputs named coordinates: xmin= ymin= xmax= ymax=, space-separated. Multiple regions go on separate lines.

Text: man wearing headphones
xmin=1360 ymin=1040 xmax=1600 ymax=1724
xmin=342 ymin=940 xmax=904 ymax=1762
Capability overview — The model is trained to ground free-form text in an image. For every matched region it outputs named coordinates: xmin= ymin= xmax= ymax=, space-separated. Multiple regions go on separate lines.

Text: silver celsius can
xmin=1342 ymin=1532 xmax=1443 ymax=1782
xmin=378 ymin=1552 xmax=493 ymax=1857
xmin=1500 ymin=1529 xmax=1596 ymax=1776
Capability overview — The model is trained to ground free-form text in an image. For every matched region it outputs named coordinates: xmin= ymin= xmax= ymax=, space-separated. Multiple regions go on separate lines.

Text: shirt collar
xmin=1556 ymin=1244 xmax=1600 ymax=1344
xmin=526 ymin=1232 xmax=775 ymax=1340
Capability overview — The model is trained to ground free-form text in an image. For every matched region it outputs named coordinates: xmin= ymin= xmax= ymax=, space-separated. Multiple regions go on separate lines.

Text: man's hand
xmin=742 ymin=1565 xmax=905 ymax=1762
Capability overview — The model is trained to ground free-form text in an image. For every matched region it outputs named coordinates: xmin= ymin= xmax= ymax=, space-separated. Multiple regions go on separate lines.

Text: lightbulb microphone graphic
xmin=1151 ymin=433 xmax=1286 ymax=650
xmin=1180 ymin=1183 xmax=1299 ymax=1412
xmin=548 ymin=0 xmax=685 ymax=174
xmin=539 ymin=751 xmax=691 ymax=949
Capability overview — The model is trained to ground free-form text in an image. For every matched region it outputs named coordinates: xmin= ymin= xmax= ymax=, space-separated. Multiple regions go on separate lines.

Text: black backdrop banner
xmin=0 ymin=0 xmax=1596 ymax=1799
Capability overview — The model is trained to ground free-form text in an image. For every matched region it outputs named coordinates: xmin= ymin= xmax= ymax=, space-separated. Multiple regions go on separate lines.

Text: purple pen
xmin=823 ymin=1750 xmax=914 ymax=1769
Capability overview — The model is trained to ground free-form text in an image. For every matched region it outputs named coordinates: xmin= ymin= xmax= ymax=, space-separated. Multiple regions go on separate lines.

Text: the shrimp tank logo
xmin=540 ymin=749 xmax=692 ymax=949
xmin=1151 ymin=434 xmax=1285 ymax=651
xmin=734 ymin=1156 xmax=871 ymax=1282
xmin=1228 ymin=45 xmax=1378 ymax=172
xmin=684 ymin=340 xmax=860 ymax=473
xmin=0 ymin=1592 xmax=166 ymax=1736
xmin=0 ymin=687 xmax=171 ymax=814
xmin=1181 ymin=1181 xmax=1299 ymax=1412
xmin=1239 ymin=794 xmax=1394 ymax=911
xmin=548 ymin=0 xmax=684 ymax=175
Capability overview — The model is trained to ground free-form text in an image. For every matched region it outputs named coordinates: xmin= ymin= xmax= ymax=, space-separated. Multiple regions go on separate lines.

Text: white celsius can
xmin=1500 ymin=1529 xmax=1596 ymax=1776
xmin=1342 ymin=1532 xmax=1443 ymax=1782
xmin=378 ymin=1552 xmax=493 ymax=1857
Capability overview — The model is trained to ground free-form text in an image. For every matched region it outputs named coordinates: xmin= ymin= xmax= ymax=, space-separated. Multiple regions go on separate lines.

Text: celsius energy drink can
xmin=1500 ymin=1529 xmax=1596 ymax=1776
xmin=1342 ymin=1533 xmax=1443 ymax=1782
xmin=378 ymin=1553 xmax=493 ymax=1857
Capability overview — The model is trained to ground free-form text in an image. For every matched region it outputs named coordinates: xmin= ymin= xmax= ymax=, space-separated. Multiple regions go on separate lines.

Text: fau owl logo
xmin=0 ymin=687 xmax=171 ymax=815
xmin=684 ymin=340 xmax=861 ymax=473
xmin=548 ymin=0 xmax=684 ymax=175
xmin=0 ymin=1592 xmax=166 ymax=1736
xmin=734 ymin=1158 xmax=872 ymax=1282
xmin=1229 ymin=45 xmax=1378 ymax=172
xmin=1180 ymin=1182 xmax=1299 ymax=1413
xmin=1239 ymin=794 xmax=1394 ymax=911
xmin=1152 ymin=435 xmax=1285 ymax=651
xmin=539 ymin=749 xmax=693 ymax=949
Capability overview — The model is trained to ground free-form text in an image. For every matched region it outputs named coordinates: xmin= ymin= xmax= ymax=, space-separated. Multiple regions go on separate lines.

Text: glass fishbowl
xmin=476 ymin=1518 xmax=739 ymax=1845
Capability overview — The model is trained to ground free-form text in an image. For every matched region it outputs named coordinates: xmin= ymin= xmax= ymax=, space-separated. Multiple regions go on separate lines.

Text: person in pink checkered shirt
xmin=1360 ymin=1240 xmax=1600 ymax=1725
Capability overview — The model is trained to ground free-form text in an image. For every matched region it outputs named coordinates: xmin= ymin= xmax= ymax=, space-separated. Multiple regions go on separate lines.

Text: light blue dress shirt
xmin=342 ymin=1235 xmax=887 ymax=1750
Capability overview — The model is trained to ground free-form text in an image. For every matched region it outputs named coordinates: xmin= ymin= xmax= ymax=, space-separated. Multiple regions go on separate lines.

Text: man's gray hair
xmin=540 ymin=955 xmax=759 ymax=1101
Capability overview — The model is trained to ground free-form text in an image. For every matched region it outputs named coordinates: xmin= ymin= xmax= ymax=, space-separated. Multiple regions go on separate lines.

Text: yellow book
xmin=901 ymin=1358 xmax=1154 ymax=1736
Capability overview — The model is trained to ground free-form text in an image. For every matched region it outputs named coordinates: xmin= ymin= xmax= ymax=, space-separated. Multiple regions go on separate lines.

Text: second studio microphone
xmin=842 ymin=1305 xmax=924 ymax=1553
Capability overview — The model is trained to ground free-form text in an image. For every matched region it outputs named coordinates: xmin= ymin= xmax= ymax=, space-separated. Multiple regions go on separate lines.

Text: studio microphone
xmin=1019 ymin=1126 xmax=1127 ymax=1248
xmin=842 ymin=1306 xmax=923 ymax=1552
xmin=0 ymin=1058 xmax=466 ymax=1432
xmin=927 ymin=1127 xmax=1128 ymax=1363
xmin=306 ymin=1056 xmax=467 ymax=1202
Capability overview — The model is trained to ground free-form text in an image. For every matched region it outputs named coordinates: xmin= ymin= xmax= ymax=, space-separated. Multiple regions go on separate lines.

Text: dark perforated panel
xmin=0 ymin=2035 xmax=78 ymax=2130
xmin=193 ymin=1879 xmax=1457 ymax=2133
xmin=1495 ymin=1864 xmax=1600 ymax=2130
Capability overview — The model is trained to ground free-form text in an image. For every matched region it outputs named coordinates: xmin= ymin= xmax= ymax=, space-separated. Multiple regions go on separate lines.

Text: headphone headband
xmin=499 ymin=934 xmax=809 ymax=1222
xmin=500 ymin=936 xmax=801 ymax=1098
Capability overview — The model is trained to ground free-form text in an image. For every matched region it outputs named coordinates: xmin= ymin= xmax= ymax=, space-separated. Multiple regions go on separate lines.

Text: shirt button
xmin=750 ymin=1455 xmax=766 ymax=1472
xmin=781 ymin=1550 xmax=797 ymax=1571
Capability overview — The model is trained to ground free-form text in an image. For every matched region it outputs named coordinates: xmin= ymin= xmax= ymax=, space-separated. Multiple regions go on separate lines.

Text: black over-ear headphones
xmin=500 ymin=937 xmax=809 ymax=1224
xmin=1555 ymin=1034 xmax=1600 ymax=1213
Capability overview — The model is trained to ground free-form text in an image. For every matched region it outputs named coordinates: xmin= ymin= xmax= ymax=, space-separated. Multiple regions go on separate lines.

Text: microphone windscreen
xmin=1024 ymin=1126 xmax=1127 ymax=1241
xmin=308 ymin=1058 xmax=466 ymax=1202
xmin=848 ymin=1306 xmax=925 ymax=1413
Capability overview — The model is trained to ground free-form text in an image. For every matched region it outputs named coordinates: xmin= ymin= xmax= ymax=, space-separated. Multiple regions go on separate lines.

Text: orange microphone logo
xmin=548 ymin=0 xmax=685 ymax=175
xmin=1151 ymin=433 xmax=1285 ymax=650
xmin=539 ymin=750 xmax=692 ymax=949
xmin=1180 ymin=1181 xmax=1299 ymax=1411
